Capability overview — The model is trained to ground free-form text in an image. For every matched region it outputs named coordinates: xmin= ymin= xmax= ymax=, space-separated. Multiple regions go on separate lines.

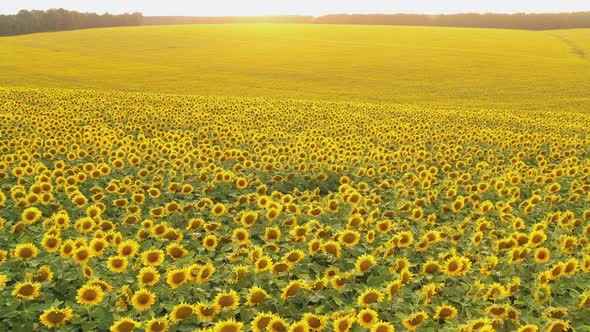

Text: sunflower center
xmin=359 ymin=260 xmax=372 ymax=271
xmin=46 ymin=311 xmax=65 ymax=324
xmin=20 ymin=248 xmax=34 ymax=258
xmin=448 ymin=261 xmax=459 ymax=271
xmin=148 ymin=252 xmax=160 ymax=262
xmin=149 ymin=322 xmax=166 ymax=332
xmin=118 ymin=321 xmax=137 ymax=332
xmin=439 ymin=308 xmax=452 ymax=317
xmin=199 ymin=306 xmax=215 ymax=316
xmin=218 ymin=295 xmax=235 ymax=307
xmin=19 ymin=284 xmax=34 ymax=296
xmin=364 ymin=292 xmax=378 ymax=303
xmin=143 ymin=273 xmax=155 ymax=283
xmin=172 ymin=272 xmax=185 ymax=284
xmin=175 ymin=306 xmax=193 ymax=319
xmin=137 ymin=294 xmax=151 ymax=305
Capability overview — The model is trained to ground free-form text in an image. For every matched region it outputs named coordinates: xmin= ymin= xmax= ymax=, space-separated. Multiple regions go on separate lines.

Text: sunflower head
xmin=39 ymin=307 xmax=73 ymax=328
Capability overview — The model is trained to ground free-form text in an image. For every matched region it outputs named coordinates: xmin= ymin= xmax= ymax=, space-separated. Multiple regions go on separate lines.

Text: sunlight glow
xmin=1 ymin=0 xmax=589 ymax=16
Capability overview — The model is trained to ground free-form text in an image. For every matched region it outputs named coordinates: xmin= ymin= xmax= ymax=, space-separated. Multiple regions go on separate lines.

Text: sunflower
xmin=331 ymin=273 xmax=350 ymax=291
xmin=110 ymin=317 xmax=140 ymax=332
xmin=288 ymin=321 xmax=309 ymax=332
xmin=281 ymin=280 xmax=306 ymax=300
xmin=264 ymin=227 xmax=281 ymax=241
xmin=166 ymin=243 xmax=188 ymax=260
xmin=483 ymin=283 xmax=505 ymax=301
xmin=517 ymin=325 xmax=539 ymax=332
xmin=214 ymin=318 xmax=244 ymax=332
xmin=355 ymin=254 xmax=376 ymax=274
xmin=89 ymin=238 xmax=108 ymax=256
xmin=322 ymin=241 xmax=341 ymax=258
xmin=86 ymin=278 xmax=113 ymax=292
xmin=41 ymin=234 xmax=61 ymax=253
xmin=141 ymin=249 xmax=165 ymax=266
xmin=383 ymin=280 xmax=401 ymax=300
xmin=333 ymin=316 xmax=354 ymax=332
xmin=215 ymin=290 xmax=240 ymax=310
xmin=582 ymin=255 xmax=590 ymax=273
xmin=232 ymin=228 xmax=250 ymax=244
xmin=21 ymin=207 xmax=42 ymax=224
xmin=307 ymin=277 xmax=326 ymax=291
xmin=485 ymin=304 xmax=507 ymax=318
xmin=562 ymin=258 xmax=579 ymax=277
xmin=255 ymin=255 xmax=272 ymax=272
xmin=145 ymin=317 xmax=169 ymax=332
xmin=271 ymin=262 xmax=292 ymax=274
xmin=195 ymin=302 xmax=220 ymax=321
xmin=186 ymin=218 xmax=204 ymax=231
xmin=118 ymin=240 xmax=140 ymax=258
xmin=60 ymin=239 xmax=75 ymax=258
xmin=268 ymin=317 xmax=288 ymax=332
xmin=303 ymin=313 xmax=328 ymax=332
xmin=31 ymin=265 xmax=54 ymax=282
xmin=0 ymin=249 xmax=7 ymax=265
xmin=421 ymin=260 xmax=441 ymax=275
xmin=13 ymin=243 xmax=39 ymax=260
xmin=131 ymin=288 xmax=156 ymax=312
xmin=252 ymin=312 xmax=277 ymax=332
xmin=534 ymin=247 xmax=551 ymax=263
xmin=203 ymin=235 xmax=218 ymax=250
xmin=0 ymin=274 xmax=8 ymax=288
xmin=339 ymin=230 xmax=360 ymax=247
xmin=358 ymin=288 xmax=385 ymax=307
xmin=303 ymin=237 xmax=320 ymax=256
xmin=246 ymin=286 xmax=271 ymax=306
xmin=166 ymin=268 xmax=188 ymax=289
xmin=265 ymin=207 xmax=281 ymax=222
xmin=107 ymin=255 xmax=128 ymax=273
xmin=442 ymin=256 xmax=465 ymax=276
xmin=546 ymin=320 xmax=571 ymax=332
xmin=357 ymin=308 xmax=378 ymax=328
xmin=74 ymin=217 xmax=96 ymax=233
xmin=370 ymin=321 xmax=394 ymax=332
xmin=240 ymin=211 xmax=258 ymax=228
xmin=196 ymin=263 xmax=216 ymax=284
xmin=402 ymin=312 xmax=428 ymax=331
xmin=548 ymin=263 xmax=564 ymax=280
xmin=138 ymin=267 xmax=160 ymax=287
xmin=395 ymin=231 xmax=414 ymax=248
xmin=284 ymin=249 xmax=305 ymax=265
xmin=210 ymin=203 xmax=227 ymax=217
xmin=579 ymin=292 xmax=590 ymax=309
xmin=12 ymin=281 xmax=41 ymax=300
xmin=76 ymin=284 xmax=104 ymax=306
xmin=433 ymin=305 xmax=458 ymax=320
xmin=39 ymin=307 xmax=73 ymax=328
xmin=73 ymin=246 xmax=92 ymax=265
xmin=169 ymin=303 xmax=196 ymax=323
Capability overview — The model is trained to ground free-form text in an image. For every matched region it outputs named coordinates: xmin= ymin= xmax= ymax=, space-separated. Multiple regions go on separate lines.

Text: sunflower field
xmin=1 ymin=87 xmax=590 ymax=331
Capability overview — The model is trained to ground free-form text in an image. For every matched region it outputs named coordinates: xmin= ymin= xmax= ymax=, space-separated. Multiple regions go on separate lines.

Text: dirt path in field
xmin=551 ymin=33 xmax=587 ymax=60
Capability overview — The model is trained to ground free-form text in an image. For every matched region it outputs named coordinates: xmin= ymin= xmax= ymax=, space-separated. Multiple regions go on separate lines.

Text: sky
xmin=1 ymin=0 xmax=589 ymax=16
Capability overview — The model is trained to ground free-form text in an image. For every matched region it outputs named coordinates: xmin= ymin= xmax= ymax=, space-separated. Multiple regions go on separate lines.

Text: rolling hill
xmin=0 ymin=24 xmax=588 ymax=111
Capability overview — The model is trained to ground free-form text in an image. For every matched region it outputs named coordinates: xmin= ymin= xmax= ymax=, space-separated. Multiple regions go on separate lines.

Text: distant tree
xmin=0 ymin=8 xmax=143 ymax=36
xmin=312 ymin=12 xmax=590 ymax=30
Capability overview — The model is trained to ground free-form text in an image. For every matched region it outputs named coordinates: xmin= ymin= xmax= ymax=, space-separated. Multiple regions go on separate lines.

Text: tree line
xmin=2 ymin=10 xmax=590 ymax=36
xmin=144 ymin=12 xmax=590 ymax=30
xmin=313 ymin=12 xmax=590 ymax=30
xmin=0 ymin=9 xmax=142 ymax=36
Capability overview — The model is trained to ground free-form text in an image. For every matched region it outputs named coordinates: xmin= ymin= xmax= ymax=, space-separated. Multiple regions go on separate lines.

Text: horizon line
xmin=2 ymin=8 xmax=590 ymax=17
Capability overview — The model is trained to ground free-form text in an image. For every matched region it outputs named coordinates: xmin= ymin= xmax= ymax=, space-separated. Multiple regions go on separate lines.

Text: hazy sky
xmin=1 ymin=0 xmax=589 ymax=16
